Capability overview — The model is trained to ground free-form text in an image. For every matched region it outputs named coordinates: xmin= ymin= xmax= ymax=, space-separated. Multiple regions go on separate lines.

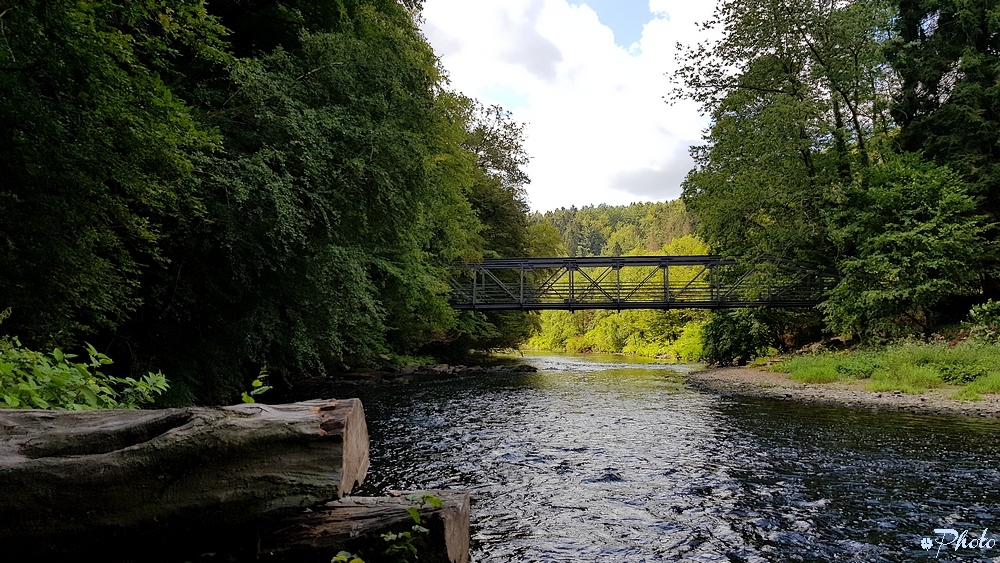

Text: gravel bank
xmin=685 ymin=366 xmax=1000 ymax=418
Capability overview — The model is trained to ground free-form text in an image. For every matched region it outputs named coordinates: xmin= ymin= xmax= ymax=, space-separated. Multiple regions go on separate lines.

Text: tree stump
xmin=0 ymin=399 xmax=368 ymax=559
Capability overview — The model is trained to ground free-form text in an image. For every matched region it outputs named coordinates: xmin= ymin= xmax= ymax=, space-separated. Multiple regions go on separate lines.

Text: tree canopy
xmin=0 ymin=0 xmax=535 ymax=403
xmin=673 ymin=0 xmax=999 ymax=350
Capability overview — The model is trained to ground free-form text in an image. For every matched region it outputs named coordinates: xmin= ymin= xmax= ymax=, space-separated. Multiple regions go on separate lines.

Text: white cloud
xmin=421 ymin=0 xmax=720 ymax=211
xmin=611 ymin=143 xmax=695 ymax=197
xmin=499 ymin=0 xmax=564 ymax=82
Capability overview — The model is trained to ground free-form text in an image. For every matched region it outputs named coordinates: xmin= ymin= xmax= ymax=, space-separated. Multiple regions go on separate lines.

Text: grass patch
xmin=868 ymin=363 xmax=941 ymax=393
xmin=770 ymin=341 xmax=1000 ymax=397
xmin=951 ymin=371 xmax=1000 ymax=401
xmin=834 ymin=350 xmax=884 ymax=379
xmin=772 ymin=354 xmax=840 ymax=383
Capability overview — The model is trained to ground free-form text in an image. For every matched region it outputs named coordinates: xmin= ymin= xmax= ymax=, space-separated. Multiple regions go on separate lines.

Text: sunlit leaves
xmin=0 ymin=337 xmax=168 ymax=410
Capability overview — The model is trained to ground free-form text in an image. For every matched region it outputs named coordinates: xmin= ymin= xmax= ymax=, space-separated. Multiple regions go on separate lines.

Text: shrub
xmin=701 ymin=309 xmax=779 ymax=366
xmin=969 ymin=299 xmax=1000 ymax=325
xmin=0 ymin=336 xmax=168 ymax=410
xmin=933 ymin=363 xmax=990 ymax=384
xmin=968 ymin=300 xmax=1000 ymax=343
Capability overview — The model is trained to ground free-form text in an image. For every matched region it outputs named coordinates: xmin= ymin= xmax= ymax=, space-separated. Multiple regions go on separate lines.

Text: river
xmin=335 ymin=353 xmax=1000 ymax=562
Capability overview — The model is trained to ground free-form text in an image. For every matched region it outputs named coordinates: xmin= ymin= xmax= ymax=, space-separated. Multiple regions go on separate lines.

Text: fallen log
xmin=261 ymin=490 xmax=471 ymax=563
xmin=0 ymin=399 xmax=369 ymax=559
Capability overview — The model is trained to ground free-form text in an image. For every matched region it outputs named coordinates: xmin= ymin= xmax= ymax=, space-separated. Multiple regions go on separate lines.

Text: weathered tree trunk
xmin=261 ymin=490 xmax=471 ymax=563
xmin=0 ymin=399 xmax=368 ymax=559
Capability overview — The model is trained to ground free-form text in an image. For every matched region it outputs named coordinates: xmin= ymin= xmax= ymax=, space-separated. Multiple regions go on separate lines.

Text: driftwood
xmin=261 ymin=490 xmax=471 ymax=563
xmin=0 ymin=399 xmax=369 ymax=559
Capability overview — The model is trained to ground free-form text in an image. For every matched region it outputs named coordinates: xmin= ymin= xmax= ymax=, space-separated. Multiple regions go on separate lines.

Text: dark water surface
xmin=335 ymin=353 xmax=1000 ymax=562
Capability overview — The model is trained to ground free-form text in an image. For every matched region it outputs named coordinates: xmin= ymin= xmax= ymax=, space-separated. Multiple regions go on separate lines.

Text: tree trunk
xmin=261 ymin=490 xmax=471 ymax=563
xmin=0 ymin=399 xmax=369 ymax=560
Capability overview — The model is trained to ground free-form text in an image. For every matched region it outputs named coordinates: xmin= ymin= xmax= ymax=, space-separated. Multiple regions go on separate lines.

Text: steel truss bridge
xmin=450 ymin=256 xmax=839 ymax=311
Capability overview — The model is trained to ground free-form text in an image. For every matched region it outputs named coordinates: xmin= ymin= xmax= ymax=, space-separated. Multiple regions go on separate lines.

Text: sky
xmin=420 ymin=0 xmax=721 ymax=212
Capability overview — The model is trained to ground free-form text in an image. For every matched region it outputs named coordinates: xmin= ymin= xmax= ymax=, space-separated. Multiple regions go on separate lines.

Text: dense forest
xmin=2 ymin=0 xmax=998 ymax=405
xmin=669 ymin=0 xmax=1000 ymax=364
xmin=524 ymin=201 xmax=709 ymax=360
xmin=0 ymin=0 xmax=539 ymax=403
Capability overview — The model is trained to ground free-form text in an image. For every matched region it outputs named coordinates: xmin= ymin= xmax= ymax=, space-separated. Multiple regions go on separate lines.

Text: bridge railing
xmin=450 ymin=256 xmax=839 ymax=311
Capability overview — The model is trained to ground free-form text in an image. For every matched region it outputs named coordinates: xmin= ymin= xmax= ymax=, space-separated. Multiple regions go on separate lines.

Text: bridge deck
xmin=450 ymin=256 xmax=838 ymax=311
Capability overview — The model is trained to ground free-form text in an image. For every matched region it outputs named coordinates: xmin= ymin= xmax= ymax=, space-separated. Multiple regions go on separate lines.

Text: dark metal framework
xmin=450 ymin=256 xmax=839 ymax=311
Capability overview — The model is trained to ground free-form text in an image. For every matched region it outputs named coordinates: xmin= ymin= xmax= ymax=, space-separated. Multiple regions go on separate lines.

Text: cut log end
xmin=261 ymin=490 xmax=471 ymax=563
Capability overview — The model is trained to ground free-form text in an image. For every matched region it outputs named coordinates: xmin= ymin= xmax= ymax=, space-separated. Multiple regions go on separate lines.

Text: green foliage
xmin=0 ymin=337 xmax=168 ymax=410
xmin=865 ymin=378 xmax=929 ymax=395
xmin=953 ymin=372 xmax=1000 ymax=401
xmin=967 ymin=300 xmax=1000 ymax=343
xmin=525 ymin=221 xmax=568 ymax=258
xmin=701 ymin=309 xmax=785 ymax=366
xmin=887 ymin=0 xmax=1000 ymax=250
xmin=675 ymin=0 xmax=895 ymax=265
xmin=673 ymin=0 xmax=999 ymax=344
xmin=0 ymin=0 xmax=229 ymax=347
xmin=834 ymin=351 xmax=886 ymax=379
xmin=0 ymin=0 xmax=537 ymax=402
xmin=332 ymin=552 xmax=365 ymax=563
xmin=867 ymin=361 xmax=942 ymax=394
xmin=527 ymin=300 xmax=706 ymax=361
xmin=821 ymin=153 xmax=993 ymax=338
xmin=461 ymin=100 xmax=531 ymax=259
xmin=537 ymin=200 xmax=694 ymax=258
xmin=240 ymin=367 xmax=272 ymax=404
xmin=61 ymin=0 xmax=531 ymax=399
xmin=378 ymin=494 xmax=441 ymax=563
xmin=525 ymin=224 xmax=708 ymax=361
xmin=969 ymin=300 xmax=1000 ymax=326
xmin=136 ymin=1 xmax=481 ymax=399
xmin=772 ymin=341 xmax=1000 ymax=395
xmin=665 ymin=321 xmax=706 ymax=362
xmin=440 ymin=98 xmax=537 ymax=356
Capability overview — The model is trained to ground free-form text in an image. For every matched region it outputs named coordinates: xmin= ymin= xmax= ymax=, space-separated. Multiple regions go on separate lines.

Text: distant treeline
xmin=526 ymin=201 xmax=708 ymax=360
xmin=0 ymin=0 xmax=538 ymax=403
xmin=531 ymin=200 xmax=695 ymax=258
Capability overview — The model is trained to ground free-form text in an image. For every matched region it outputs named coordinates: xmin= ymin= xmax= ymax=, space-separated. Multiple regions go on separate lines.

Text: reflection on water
xmin=333 ymin=354 xmax=1000 ymax=562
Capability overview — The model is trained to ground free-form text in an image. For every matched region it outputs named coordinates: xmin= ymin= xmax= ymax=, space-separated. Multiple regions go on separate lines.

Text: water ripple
xmin=334 ymin=354 xmax=1000 ymax=562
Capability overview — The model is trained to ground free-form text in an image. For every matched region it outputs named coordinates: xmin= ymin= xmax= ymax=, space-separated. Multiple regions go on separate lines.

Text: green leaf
xmin=81 ymin=386 xmax=99 ymax=408
xmin=423 ymin=494 xmax=442 ymax=508
xmin=241 ymin=392 xmax=255 ymax=404
xmin=407 ymin=506 xmax=420 ymax=524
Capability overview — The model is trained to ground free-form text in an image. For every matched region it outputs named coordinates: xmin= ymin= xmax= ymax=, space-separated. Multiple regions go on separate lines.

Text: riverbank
xmin=685 ymin=366 xmax=1000 ymax=418
xmin=267 ymin=363 xmax=539 ymax=403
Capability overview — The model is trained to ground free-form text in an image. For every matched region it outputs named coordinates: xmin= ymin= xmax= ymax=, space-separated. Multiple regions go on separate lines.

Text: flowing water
xmin=334 ymin=353 xmax=1000 ymax=562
